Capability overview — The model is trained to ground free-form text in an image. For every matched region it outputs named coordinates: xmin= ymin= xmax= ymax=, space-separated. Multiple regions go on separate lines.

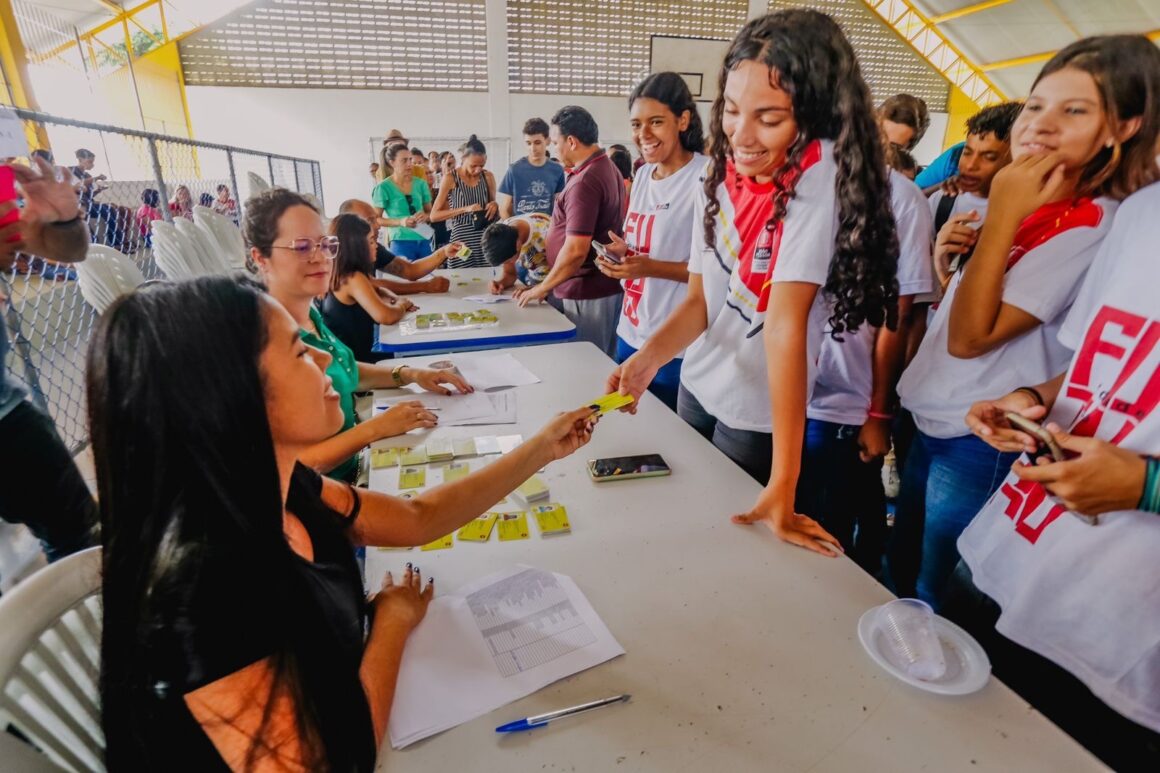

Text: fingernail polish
xmin=406 ymin=562 xmax=412 ymax=569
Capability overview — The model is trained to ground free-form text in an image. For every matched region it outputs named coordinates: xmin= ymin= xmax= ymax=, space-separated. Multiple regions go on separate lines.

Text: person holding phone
xmin=608 ymin=10 xmax=900 ymax=556
xmin=953 ymin=170 xmax=1160 ymax=771
xmin=594 ymin=71 xmax=707 ymax=411
xmin=889 ymin=36 xmax=1159 ymax=609
xmin=372 ymin=144 xmax=433 ymax=262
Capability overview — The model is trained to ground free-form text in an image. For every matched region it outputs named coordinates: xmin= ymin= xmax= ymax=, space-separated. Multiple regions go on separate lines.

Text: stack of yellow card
xmin=457 ymin=512 xmax=499 ymax=542
xmin=496 ymin=511 xmax=530 ymax=541
xmin=453 ymin=437 xmax=477 ymax=457
xmin=533 ymin=503 xmax=571 ymax=536
xmin=441 ymin=461 xmax=471 ymax=483
xmin=371 ymin=447 xmax=401 ymax=469
xmin=513 ymin=475 xmax=550 ymax=504
xmin=589 ymin=392 xmax=635 ymax=415
xmin=399 ymin=466 xmax=426 ymax=489
xmin=400 ymin=446 xmax=429 ymax=465
xmin=426 ymin=438 xmax=454 ymax=462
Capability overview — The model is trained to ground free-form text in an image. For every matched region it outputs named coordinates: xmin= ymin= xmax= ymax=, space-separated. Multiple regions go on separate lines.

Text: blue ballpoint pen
xmin=495 ymin=694 xmax=631 ymax=733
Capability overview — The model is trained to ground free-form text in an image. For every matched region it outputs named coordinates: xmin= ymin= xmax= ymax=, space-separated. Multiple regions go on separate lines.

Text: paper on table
xmin=449 ymin=353 xmax=541 ymax=390
xmin=463 ymin=294 xmax=510 ymax=304
xmin=444 ymin=391 xmax=516 ymax=426
xmin=374 ymin=392 xmax=493 ymax=425
xmin=387 ymin=565 xmax=624 ymax=748
xmin=0 ymin=107 xmax=30 ymax=157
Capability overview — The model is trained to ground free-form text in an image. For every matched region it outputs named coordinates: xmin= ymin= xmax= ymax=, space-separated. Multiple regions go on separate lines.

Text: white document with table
xmin=387 ymin=566 xmax=625 ymax=749
xmin=373 ymin=391 xmax=494 ymax=424
xmin=447 ymin=352 xmax=542 ymax=390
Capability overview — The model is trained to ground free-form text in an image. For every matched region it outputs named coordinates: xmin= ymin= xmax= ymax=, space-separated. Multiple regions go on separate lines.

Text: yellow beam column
xmin=0 ymin=0 xmax=49 ymax=149
xmin=943 ymin=84 xmax=977 ymax=150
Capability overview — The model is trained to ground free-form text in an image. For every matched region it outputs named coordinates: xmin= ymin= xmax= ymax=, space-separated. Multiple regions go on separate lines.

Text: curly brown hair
xmin=702 ymin=10 xmax=899 ymax=337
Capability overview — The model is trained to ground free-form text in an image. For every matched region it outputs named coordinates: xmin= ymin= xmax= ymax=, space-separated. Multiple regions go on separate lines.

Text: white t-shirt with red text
xmin=958 ymin=183 xmax=1160 ymax=732
xmin=808 ymin=170 xmax=935 ymax=426
xmin=617 ymin=153 xmax=706 ymax=351
xmin=898 ymin=196 xmax=1118 ymax=438
xmin=682 ymin=140 xmax=837 ymax=432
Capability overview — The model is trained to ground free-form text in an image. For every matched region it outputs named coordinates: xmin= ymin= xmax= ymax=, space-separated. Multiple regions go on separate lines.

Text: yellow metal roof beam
xmin=930 ymin=0 xmax=1015 ymax=25
xmin=861 ymin=0 xmax=1006 ymax=106
xmin=982 ymin=51 xmax=1054 ymax=71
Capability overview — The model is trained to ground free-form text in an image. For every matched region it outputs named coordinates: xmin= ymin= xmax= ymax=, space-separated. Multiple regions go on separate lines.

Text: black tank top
xmin=320 ymin=287 xmax=389 ymax=363
xmin=137 ymin=464 xmax=375 ymax=771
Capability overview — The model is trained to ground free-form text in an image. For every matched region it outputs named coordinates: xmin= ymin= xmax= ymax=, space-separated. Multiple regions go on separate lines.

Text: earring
xmin=1105 ymin=139 xmax=1115 ymax=148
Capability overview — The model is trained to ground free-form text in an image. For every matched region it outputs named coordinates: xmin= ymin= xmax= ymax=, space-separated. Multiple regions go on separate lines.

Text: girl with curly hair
xmin=607 ymin=9 xmax=899 ymax=556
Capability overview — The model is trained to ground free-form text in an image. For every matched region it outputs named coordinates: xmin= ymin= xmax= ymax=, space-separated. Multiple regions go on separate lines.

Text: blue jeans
xmin=677 ymin=385 xmax=771 ymax=484
xmin=796 ymin=419 xmax=886 ymax=574
xmin=615 ymin=337 xmax=681 ymax=412
xmin=389 ymin=238 xmax=430 ymax=261
xmin=887 ymin=431 xmax=1019 ymax=608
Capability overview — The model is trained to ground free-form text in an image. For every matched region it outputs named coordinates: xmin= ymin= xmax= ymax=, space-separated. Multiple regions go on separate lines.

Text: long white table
xmin=366 ymin=342 xmax=1105 ymax=773
xmin=374 ymin=267 xmax=576 ymax=356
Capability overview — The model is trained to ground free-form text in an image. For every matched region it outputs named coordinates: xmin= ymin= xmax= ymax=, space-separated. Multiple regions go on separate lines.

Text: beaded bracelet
xmin=1014 ymin=385 xmax=1045 ymax=407
xmin=1141 ymin=457 xmax=1160 ymax=514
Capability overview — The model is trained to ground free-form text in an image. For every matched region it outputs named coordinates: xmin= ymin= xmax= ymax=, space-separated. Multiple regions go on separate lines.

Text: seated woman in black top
xmin=89 ymin=276 xmax=599 ymax=771
xmin=321 ymin=213 xmax=409 ymax=362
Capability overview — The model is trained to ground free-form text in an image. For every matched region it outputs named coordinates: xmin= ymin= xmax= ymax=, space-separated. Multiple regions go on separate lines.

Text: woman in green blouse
xmin=372 ymin=144 xmax=434 ymax=262
xmin=246 ymin=188 xmax=470 ymax=481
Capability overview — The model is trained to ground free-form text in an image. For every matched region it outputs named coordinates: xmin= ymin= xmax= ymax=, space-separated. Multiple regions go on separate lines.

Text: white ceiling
xmin=912 ymin=0 xmax=1160 ymax=99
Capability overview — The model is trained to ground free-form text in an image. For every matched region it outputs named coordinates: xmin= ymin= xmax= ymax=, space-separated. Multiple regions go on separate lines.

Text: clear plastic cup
xmin=875 ymin=599 xmax=947 ymax=681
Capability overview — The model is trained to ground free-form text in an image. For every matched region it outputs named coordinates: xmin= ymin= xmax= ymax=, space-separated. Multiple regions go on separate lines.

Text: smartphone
xmin=587 ymin=453 xmax=671 ymax=482
xmin=592 ymin=241 xmax=621 ymax=264
xmin=1004 ymin=412 xmax=1065 ymax=463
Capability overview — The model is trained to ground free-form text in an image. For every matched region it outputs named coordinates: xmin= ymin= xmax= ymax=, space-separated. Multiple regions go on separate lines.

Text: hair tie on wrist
xmin=1014 ymin=386 xmax=1045 ymax=407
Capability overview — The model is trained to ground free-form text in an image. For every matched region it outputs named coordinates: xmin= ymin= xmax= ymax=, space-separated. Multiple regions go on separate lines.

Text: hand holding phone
xmin=592 ymin=241 xmax=621 ymax=264
xmin=1005 ymin=412 xmax=1065 ymax=462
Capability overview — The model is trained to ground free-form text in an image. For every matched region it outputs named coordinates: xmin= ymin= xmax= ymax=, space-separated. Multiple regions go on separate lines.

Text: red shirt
xmin=546 ymin=149 xmax=625 ymax=300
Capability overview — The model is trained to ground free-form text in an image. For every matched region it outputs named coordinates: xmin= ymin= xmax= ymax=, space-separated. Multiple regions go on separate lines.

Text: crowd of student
xmin=1 ymin=7 xmax=1159 ymax=770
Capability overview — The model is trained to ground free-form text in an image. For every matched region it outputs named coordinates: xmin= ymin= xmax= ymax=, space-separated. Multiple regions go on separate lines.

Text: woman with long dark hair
xmin=321 ymin=213 xmax=409 ymax=362
xmin=891 ymin=35 xmax=1160 ymax=608
xmin=595 ymin=71 xmax=707 ymax=411
xmin=607 ymin=10 xmax=899 ymax=556
xmin=93 ymin=276 xmax=599 ymax=770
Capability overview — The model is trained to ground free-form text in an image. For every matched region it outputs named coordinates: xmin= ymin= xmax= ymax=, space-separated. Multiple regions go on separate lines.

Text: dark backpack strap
xmin=934 ymin=193 xmax=957 ymax=235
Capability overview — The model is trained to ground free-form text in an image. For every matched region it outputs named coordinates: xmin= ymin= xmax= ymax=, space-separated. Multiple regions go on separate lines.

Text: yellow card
xmin=420 ymin=533 xmax=454 ymax=551
xmin=442 ymin=461 xmax=471 ymax=483
xmin=400 ymin=446 xmax=429 ymax=465
xmin=533 ymin=503 xmax=571 ymax=536
xmin=515 ymin=475 xmax=550 ymax=503
xmin=457 ymin=512 xmax=499 ymax=542
xmin=496 ymin=511 xmax=530 ymax=541
xmin=399 ymin=466 xmax=426 ymax=489
xmin=589 ymin=392 xmax=635 ymax=415
xmin=371 ymin=447 xmax=401 ymax=469
xmin=453 ymin=437 xmax=477 ymax=457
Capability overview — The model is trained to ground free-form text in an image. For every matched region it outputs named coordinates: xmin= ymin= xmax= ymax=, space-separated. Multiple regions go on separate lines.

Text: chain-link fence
xmin=1 ymin=107 xmax=324 ymax=454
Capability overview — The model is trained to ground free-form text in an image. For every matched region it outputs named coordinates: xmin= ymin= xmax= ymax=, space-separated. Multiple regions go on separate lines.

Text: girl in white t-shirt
xmin=607 ymin=10 xmax=900 ymax=556
xmin=890 ymin=35 xmax=1159 ymax=609
xmin=594 ymin=71 xmax=706 ymax=410
xmin=955 ymin=183 xmax=1160 ymax=770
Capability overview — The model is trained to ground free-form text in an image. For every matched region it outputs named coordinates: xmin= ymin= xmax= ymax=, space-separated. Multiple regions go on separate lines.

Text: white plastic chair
xmin=150 ymin=221 xmax=200 ymax=280
xmin=246 ymin=172 xmax=270 ymax=199
xmin=192 ymin=206 xmax=247 ymax=271
xmin=75 ymin=245 xmax=146 ymax=315
xmin=174 ymin=217 xmax=229 ymax=275
xmin=0 ymin=547 xmax=104 ymax=772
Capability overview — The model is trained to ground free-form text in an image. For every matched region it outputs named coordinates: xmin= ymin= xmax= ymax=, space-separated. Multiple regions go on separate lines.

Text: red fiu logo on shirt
xmin=1006 ymin=197 xmax=1103 ymax=270
xmin=621 ymin=211 xmax=656 ymax=327
xmin=997 ymin=304 xmax=1159 ymax=544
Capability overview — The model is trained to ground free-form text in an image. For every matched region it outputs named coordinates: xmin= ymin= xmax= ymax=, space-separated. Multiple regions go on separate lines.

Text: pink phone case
xmin=0 ymin=166 xmax=19 ymax=240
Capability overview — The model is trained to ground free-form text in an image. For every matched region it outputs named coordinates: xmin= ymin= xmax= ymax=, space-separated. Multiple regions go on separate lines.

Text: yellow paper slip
xmin=421 ymin=533 xmax=454 ymax=551
xmin=515 ymin=475 xmax=549 ymax=503
xmin=457 ymin=512 xmax=499 ymax=542
xmin=533 ymin=503 xmax=571 ymax=536
xmin=496 ymin=511 xmax=530 ymax=541
xmin=371 ymin=447 xmax=401 ymax=469
xmin=399 ymin=447 xmax=429 ymax=466
xmin=442 ymin=461 xmax=471 ymax=483
xmin=399 ymin=467 xmax=426 ymax=489
xmin=589 ymin=392 xmax=635 ymax=415
xmin=452 ymin=437 xmax=477 ymax=457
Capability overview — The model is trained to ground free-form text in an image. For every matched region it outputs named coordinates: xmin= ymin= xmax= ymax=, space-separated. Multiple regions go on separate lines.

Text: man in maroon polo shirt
xmin=514 ymin=106 xmax=624 ymax=358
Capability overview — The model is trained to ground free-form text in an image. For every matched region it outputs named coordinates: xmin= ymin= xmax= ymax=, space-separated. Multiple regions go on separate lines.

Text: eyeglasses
xmin=272 ymin=236 xmax=339 ymax=260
